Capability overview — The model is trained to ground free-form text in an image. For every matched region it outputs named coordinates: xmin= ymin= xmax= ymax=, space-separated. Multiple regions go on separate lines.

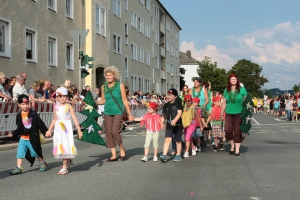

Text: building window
xmin=139 ymin=47 xmax=144 ymax=63
xmin=131 ymin=11 xmax=137 ymax=29
xmin=139 ymin=0 xmax=144 ymax=6
xmin=145 ymin=22 xmax=150 ymax=38
xmin=155 ymin=7 xmax=159 ymax=20
xmin=96 ymin=5 xmax=106 ymax=37
xmin=155 ymin=31 xmax=159 ymax=45
xmin=66 ymin=0 xmax=73 ymax=19
xmin=0 ymin=18 xmax=11 ymax=58
xmin=25 ymin=28 xmax=37 ymax=62
xmin=124 ymin=0 xmax=128 ymax=11
xmin=48 ymin=0 xmax=57 ymax=11
xmin=113 ymin=33 xmax=121 ymax=54
xmin=131 ymin=43 xmax=137 ymax=60
xmin=125 ymin=56 xmax=128 ymax=78
xmin=139 ymin=18 xmax=144 ymax=34
xmin=166 ymin=20 xmax=170 ymax=31
xmin=151 ymin=15 xmax=154 ymax=31
xmin=145 ymin=0 xmax=150 ymax=11
xmin=66 ymin=43 xmax=74 ymax=70
xmin=151 ymin=41 xmax=154 ymax=58
xmin=48 ymin=36 xmax=57 ymax=66
xmin=166 ymin=41 xmax=170 ymax=52
xmin=113 ymin=0 xmax=121 ymax=18
xmin=145 ymin=50 xmax=150 ymax=66
xmin=125 ymin=22 xmax=128 ymax=44
xmin=155 ymin=56 xmax=159 ymax=69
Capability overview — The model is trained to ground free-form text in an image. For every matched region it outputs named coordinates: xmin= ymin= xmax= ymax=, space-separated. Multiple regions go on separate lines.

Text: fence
xmin=0 ymin=102 xmax=150 ymax=139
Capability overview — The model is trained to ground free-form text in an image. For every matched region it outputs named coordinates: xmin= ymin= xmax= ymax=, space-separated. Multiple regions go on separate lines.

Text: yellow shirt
xmin=253 ymin=99 xmax=258 ymax=106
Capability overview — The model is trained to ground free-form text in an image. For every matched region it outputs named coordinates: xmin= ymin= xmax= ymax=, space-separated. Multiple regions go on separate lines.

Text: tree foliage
xmin=227 ymin=59 xmax=268 ymax=97
xmin=262 ymin=89 xmax=274 ymax=98
xmin=196 ymin=56 xmax=227 ymax=92
xmin=292 ymin=84 xmax=300 ymax=93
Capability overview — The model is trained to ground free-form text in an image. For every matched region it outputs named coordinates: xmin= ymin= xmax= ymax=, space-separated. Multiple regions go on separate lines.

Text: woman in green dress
xmin=221 ymin=74 xmax=247 ymax=156
xmin=96 ymin=66 xmax=134 ymax=161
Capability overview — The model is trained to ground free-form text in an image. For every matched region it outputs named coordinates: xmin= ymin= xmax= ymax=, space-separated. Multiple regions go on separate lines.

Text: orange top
xmin=21 ymin=111 xmax=30 ymax=140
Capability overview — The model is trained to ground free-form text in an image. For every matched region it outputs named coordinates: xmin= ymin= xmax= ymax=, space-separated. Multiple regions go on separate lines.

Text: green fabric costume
xmin=239 ymin=93 xmax=254 ymax=134
xmin=78 ymin=91 xmax=106 ymax=146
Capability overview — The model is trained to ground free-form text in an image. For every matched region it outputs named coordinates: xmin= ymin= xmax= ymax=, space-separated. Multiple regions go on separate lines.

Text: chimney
xmin=186 ymin=50 xmax=191 ymax=57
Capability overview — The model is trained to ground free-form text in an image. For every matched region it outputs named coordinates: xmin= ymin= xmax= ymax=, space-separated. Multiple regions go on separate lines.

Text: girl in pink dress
xmin=134 ymin=102 xmax=161 ymax=162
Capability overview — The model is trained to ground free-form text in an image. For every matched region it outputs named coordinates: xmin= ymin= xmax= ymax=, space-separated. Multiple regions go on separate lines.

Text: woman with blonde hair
xmin=28 ymin=81 xmax=45 ymax=102
xmin=96 ymin=66 xmax=134 ymax=161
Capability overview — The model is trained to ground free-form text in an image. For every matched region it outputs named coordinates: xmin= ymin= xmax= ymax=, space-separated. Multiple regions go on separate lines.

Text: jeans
xmin=286 ymin=110 xmax=292 ymax=120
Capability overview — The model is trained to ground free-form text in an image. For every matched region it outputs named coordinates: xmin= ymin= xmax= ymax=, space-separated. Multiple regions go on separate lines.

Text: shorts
xmin=191 ymin=128 xmax=202 ymax=137
xmin=274 ymin=108 xmax=279 ymax=113
xmin=16 ymin=139 xmax=38 ymax=159
xmin=292 ymin=110 xmax=297 ymax=117
xmin=165 ymin=127 xmax=183 ymax=142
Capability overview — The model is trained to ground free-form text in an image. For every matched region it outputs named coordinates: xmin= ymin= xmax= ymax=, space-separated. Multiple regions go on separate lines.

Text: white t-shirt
xmin=97 ymin=97 xmax=105 ymax=114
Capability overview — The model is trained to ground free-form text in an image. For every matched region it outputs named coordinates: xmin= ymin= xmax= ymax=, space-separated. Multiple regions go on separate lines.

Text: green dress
xmin=223 ymin=87 xmax=247 ymax=114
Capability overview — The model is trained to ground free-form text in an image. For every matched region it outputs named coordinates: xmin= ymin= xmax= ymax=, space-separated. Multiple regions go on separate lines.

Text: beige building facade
xmin=0 ymin=0 xmax=83 ymax=87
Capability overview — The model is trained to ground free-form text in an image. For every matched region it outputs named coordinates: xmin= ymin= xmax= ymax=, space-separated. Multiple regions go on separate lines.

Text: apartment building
xmin=0 ymin=0 xmax=83 ymax=87
xmin=107 ymin=0 xmax=181 ymax=94
xmin=180 ymin=50 xmax=199 ymax=89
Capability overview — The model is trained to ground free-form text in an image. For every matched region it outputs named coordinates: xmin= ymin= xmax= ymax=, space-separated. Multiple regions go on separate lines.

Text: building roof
xmin=180 ymin=51 xmax=199 ymax=65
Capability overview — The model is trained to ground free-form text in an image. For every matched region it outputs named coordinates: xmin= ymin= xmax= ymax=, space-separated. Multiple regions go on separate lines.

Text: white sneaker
xmin=141 ymin=156 xmax=148 ymax=162
xmin=183 ymin=152 xmax=189 ymax=158
xmin=192 ymin=148 xmax=197 ymax=156
xmin=212 ymin=142 xmax=215 ymax=146
xmin=153 ymin=156 xmax=158 ymax=162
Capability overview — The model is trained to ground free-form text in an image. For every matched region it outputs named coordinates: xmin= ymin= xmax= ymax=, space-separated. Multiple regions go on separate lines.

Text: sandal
xmin=229 ymin=148 xmax=234 ymax=155
xmin=58 ymin=168 xmax=68 ymax=175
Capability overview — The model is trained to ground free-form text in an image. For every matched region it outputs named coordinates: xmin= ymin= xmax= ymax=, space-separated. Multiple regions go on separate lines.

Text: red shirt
xmin=140 ymin=113 xmax=161 ymax=133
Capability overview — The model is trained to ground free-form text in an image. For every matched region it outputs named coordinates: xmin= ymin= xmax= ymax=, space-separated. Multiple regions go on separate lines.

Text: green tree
xmin=228 ymin=59 xmax=268 ymax=97
xmin=262 ymin=89 xmax=274 ymax=98
xmin=179 ymin=67 xmax=186 ymax=90
xmin=292 ymin=84 xmax=300 ymax=93
xmin=196 ymin=56 xmax=227 ymax=92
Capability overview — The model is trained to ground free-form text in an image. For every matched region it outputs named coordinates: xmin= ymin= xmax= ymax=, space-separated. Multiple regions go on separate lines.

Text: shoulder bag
xmin=108 ymin=91 xmax=129 ymax=121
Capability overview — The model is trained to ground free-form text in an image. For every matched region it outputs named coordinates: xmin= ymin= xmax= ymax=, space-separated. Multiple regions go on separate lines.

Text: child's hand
xmin=171 ymin=119 xmax=177 ymax=126
xmin=78 ymin=131 xmax=83 ymax=139
xmin=161 ymin=123 xmax=165 ymax=129
xmin=45 ymin=131 xmax=52 ymax=137
xmin=8 ymin=133 xmax=13 ymax=138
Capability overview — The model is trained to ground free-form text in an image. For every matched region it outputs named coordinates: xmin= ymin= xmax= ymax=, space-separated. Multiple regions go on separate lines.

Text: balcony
xmin=161 ymin=46 xmax=165 ymax=57
xmin=160 ymin=22 xmax=165 ymax=35
xmin=160 ymin=70 xmax=166 ymax=79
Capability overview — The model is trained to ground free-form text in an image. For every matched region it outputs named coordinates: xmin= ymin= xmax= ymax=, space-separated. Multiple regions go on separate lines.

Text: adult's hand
xmin=128 ymin=115 xmax=134 ymax=122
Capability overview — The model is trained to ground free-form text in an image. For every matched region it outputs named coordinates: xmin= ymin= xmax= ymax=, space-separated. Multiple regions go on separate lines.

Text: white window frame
xmin=151 ymin=41 xmax=154 ymax=58
xmin=166 ymin=20 xmax=170 ymax=31
xmin=66 ymin=0 xmax=74 ymax=19
xmin=125 ymin=22 xmax=128 ymax=44
xmin=0 ymin=17 xmax=11 ymax=58
xmin=25 ymin=27 xmax=37 ymax=63
xmin=113 ymin=32 xmax=122 ymax=54
xmin=139 ymin=47 xmax=144 ymax=63
xmin=131 ymin=75 xmax=138 ymax=91
xmin=145 ymin=21 xmax=150 ymax=38
xmin=113 ymin=0 xmax=121 ymax=18
xmin=139 ymin=0 xmax=145 ymax=6
xmin=167 ymin=62 xmax=170 ymax=73
xmin=131 ymin=10 xmax=137 ymax=29
xmin=66 ymin=42 xmax=74 ymax=70
xmin=131 ymin=43 xmax=137 ymax=60
xmin=48 ymin=0 xmax=57 ymax=12
xmin=47 ymin=35 xmax=57 ymax=67
xmin=125 ymin=56 xmax=128 ymax=78
xmin=155 ymin=56 xmax=159 ymax=69
xmin=108 ymin=29 xmax=110 ymax=50
xmin=140 ymin=77 xmax=144 ymax=91
xmin=96 ymin=5 xmax=106 ymax=37
xmin=139 ymin=18 xmax=144 ymax=34
xmin=166 ymin=41 xmax=170 ymax=52
xmin=155 ymin=31 xmax=159 ymax=45
xmin=124 ymin=0 xmax=128 ymax=11
xmin=145 ymin=0 xmax=150 ymax=11
xmin=155 ymin=7 xmax=159 ymax=20
xmin=151 ymin=15 xmax=154 ymax=31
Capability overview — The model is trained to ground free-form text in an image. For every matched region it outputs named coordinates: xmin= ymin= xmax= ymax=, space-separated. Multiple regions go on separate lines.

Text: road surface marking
xmin=252 ymin=117 xmax=259 ymax=124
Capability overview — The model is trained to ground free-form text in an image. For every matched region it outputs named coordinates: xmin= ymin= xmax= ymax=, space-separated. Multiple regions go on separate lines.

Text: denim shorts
xmin=191 ymin=128 xmax=202 ymax=137
xmin=16 ymin=138 xmax=38 ymax=159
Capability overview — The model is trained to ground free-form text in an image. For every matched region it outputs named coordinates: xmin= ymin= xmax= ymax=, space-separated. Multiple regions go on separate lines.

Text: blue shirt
xmin=274 ymin=101 xmax=279 ymax=109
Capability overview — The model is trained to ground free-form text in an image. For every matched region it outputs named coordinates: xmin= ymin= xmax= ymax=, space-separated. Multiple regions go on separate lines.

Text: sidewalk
xmin=0 ymin=122 xmax=141 ymax=152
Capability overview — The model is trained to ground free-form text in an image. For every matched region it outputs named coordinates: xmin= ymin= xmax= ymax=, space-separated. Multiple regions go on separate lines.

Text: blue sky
xmin=160 ymin=0 xmax=300 ymax=90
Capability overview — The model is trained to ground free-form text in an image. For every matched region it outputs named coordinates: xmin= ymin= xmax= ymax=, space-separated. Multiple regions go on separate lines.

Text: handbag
xmin=108 ymin=91 xmax=129 ymax=121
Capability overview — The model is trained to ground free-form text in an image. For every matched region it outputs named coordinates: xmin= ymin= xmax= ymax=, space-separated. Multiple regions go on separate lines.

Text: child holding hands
xmin=134 ymin=102 xmax=161 ymax=162
xmin=46 ymin=87 xmax=83 ymax=175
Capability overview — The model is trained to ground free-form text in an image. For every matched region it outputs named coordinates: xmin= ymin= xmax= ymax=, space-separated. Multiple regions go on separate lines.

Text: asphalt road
xmin=1 ymin=113 xmax=300 ymax=200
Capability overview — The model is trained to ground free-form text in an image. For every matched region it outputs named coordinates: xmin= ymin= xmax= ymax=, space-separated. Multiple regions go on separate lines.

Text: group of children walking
xmin=9 ymin=87 xmax=224 ymax=175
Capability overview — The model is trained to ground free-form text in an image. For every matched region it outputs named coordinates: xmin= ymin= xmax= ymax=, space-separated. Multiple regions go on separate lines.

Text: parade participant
xmin=96 ymin=66 xmax=134 ymax=162
xmin=207 ymin=97 xmax=224 ymax=152
xmin=46 ymin=87 xmax=83 ymax=175
xmin=159 ymin=88 xmax=183 ymax=162
xmin=182 ymin=95 xmax=203 ymax=157
xmin=180 ymin=85 xmax=189 ymax=102
xmin=134 ymin=102 xmax=161 ymax=162
xmin=253 ymin=97 xmax=258 ymax=113
xmin=292 ymin=99 xmax=298 ymax=122
xmin=8 ymin=94 xmax=49 ymax=175
xmin=221 ymin=74 xmax=247 ymax=156
xmin=274 ymin=98 xmax=280 ymax=117
xmin=191 ymin=97 xmax=205 ymax=152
